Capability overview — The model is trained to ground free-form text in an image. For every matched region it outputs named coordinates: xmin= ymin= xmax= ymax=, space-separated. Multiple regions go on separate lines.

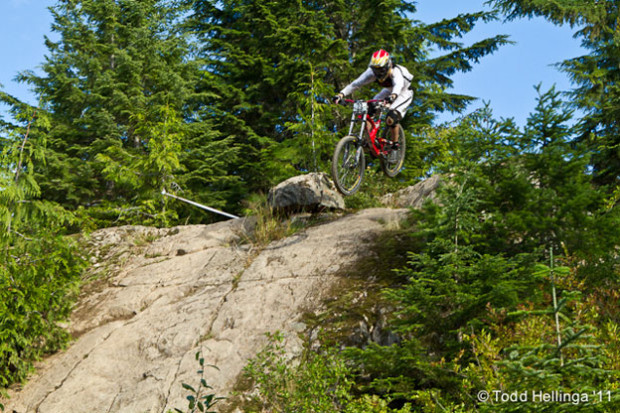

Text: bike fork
xmin=355 ymin=145 xmax=364 ymax=167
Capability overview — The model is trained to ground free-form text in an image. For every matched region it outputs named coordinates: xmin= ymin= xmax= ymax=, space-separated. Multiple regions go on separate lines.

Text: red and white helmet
xmin=369 ymin=49 xmax=392 ymax=81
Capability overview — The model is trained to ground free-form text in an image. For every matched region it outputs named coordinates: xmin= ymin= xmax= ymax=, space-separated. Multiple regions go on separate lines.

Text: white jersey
xmin=340 ymin=64 xmax=414 ymax=118
xmin=341 ymin=64 xmax=413 ymax=97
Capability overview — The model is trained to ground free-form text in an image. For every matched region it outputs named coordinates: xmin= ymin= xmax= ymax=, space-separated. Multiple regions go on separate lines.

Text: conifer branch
xmin=14 ymin=110 xmax=37 ymax=184
xmin=550 ymin=248 xmax=564 ymax=367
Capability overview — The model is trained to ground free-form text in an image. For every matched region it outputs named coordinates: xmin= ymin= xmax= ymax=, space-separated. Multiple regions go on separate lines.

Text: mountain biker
xmin=333 ymin=49 xmax=413 ymax=149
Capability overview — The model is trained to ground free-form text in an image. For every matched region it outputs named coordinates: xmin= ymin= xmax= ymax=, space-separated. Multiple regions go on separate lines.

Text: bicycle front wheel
xmin=331 ymin=135 xmax=365 ymax=196
xmin=380 ymin=127 xmax=406 ymax=177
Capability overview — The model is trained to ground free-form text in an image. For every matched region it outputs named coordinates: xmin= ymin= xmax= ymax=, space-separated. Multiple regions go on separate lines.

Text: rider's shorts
xmin=373 ymin=88 xmax=414 ymax=119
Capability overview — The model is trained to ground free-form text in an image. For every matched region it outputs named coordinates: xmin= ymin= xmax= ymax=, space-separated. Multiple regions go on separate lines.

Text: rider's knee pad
xmin=386 ymin=110 xmax=402 ymax=127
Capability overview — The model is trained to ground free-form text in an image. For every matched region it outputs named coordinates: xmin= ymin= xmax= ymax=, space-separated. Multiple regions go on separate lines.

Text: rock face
xmin=381 ymin=175 xmax=442 ymax=208
xmin=268 ymin=172 xmax=345 ymax=212
xmin=3 ymin=208 xmax=408 ymax=413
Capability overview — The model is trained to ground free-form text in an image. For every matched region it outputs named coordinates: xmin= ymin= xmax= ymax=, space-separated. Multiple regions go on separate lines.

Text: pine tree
xmin=2 ymin=0 xmax=238 ymax=226
xmin=344 ymin=89 xmax=620 ymax=408
xmin=187 ymin=0 xmax=510 ymax=190
xmin=485 ymin=254 xmax=620 ymax=412
xmin=490 ymin=0 xmax=620 ymax=187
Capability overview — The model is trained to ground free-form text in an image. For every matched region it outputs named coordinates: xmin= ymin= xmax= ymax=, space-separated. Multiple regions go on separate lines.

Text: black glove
xmin=332 ymin=93 xmax=344 ymax=105
xmin=366 ymin=101 xmax=377 ymax=118
xmin=385 ymin=93 xmax=397 ymax=104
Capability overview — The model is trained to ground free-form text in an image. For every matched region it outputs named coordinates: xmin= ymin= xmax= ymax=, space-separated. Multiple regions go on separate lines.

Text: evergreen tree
xmin=488 ymin=257 xmax=618 ymax=412
xmin=187 ymin=0 xmax=510 ymax=190
xmin=1 ymin=0 xmax=239 ymax=226
xmin=345 ymin=88 xmax=620 ymax=409
xmin=490 ymin=0 xmax=620 ymax=187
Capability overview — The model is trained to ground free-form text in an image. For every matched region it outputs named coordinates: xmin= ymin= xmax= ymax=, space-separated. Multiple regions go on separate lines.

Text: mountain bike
xmin=331 ymin=99 xmax=406 ymax=196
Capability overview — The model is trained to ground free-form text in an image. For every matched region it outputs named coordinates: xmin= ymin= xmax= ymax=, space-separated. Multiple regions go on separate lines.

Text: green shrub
xmin=170 ymin=352 xmax=224 ymax=413
xmin=241 ymin=332 xmax=351 ymax=412
xmin=0 ymin=232 xmax=87 ymax=388
xmin=238 ymin=332 xmax=414 ymax=412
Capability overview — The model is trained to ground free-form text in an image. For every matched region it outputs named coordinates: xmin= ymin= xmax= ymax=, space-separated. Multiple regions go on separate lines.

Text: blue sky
xmin=414 ymin=0 xmax=585 ymax=124
xmin=0 ymin=0 xmax=585 ymax=126
xmin=1 ymin=0 xmax=56 ymax=103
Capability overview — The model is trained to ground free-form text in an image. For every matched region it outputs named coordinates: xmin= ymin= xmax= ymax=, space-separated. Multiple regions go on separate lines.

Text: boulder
xmin=268 ymin=172 xmax=345 ymax=212
xmin=2 ymin=208 xmax=409 ymax=413
xmin=381 ymin=174 xmax=442 ymax=209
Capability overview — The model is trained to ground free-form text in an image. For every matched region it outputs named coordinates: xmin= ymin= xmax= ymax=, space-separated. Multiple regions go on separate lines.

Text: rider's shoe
xmin=390 ymin=141 xmax=400 ymax=151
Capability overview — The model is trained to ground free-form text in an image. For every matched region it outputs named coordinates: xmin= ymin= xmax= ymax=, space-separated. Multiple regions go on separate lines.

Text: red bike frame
xmin=344 ymin=98 xmax=391 ymax=157
xmin=332 ymin=97 xmax=406 ymax=196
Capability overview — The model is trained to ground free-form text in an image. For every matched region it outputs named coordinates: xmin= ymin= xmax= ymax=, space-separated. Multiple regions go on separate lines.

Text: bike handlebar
xmin=337 ymin=99 xmax=389 ymax=110
xmin=342 ymin=98 xmax=386 ymax=105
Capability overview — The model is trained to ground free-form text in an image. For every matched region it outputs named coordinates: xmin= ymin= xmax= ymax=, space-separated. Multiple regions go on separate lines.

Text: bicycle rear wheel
xmin=331 ymin=135 xmax=365 ymax=196
xmin=380 ymin=127 xmax=406 ymax=177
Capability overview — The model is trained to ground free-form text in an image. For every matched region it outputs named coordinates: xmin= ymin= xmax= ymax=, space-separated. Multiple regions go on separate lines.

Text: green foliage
xmin=490 ymin=0 xmax=620 ymax=186
xmin=429 ymin=87 xmax=619 ymax=264
xmin=0 ymin=0 xmax=512 ymax=223
xmin=171 ymin=352 xmax=223 ymax=413
xmin=344 ymin=395 xmax=413 ymax=413
xmin=0 ymin=104 xmax=87 ymax=390
xmin=344 ymin=167 xmax=407 ymax=210
xmin=267 ymin=63 xmax=337 ymax=185
xmin=340 ymin=88 xmax=620 ymax=410
xmin=0 ymin=0 xmax=240 ymax=227
xmin=242 ymin=331 xmax=352 ymax=412
xmin=485 ymin=257 xmax=617 ymax=412
xmin=188 ymin=0 xmax=510 ymax=191
xmin=240 ymin=332 xmax=413 ymax=413
xmin=455 ymin=258 xmax=620 ymax=413
xmin=1 ymin=1 xmax=619 ymax=410
xmin=0 ymin=232 xmax=86 ymax=388
xmin=240 ymin=193 xmax=298 ymax=248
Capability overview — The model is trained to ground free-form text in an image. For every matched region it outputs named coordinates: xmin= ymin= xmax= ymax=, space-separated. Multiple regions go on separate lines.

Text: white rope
xmin=161 ymin=189 xmax=240 ymax=220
